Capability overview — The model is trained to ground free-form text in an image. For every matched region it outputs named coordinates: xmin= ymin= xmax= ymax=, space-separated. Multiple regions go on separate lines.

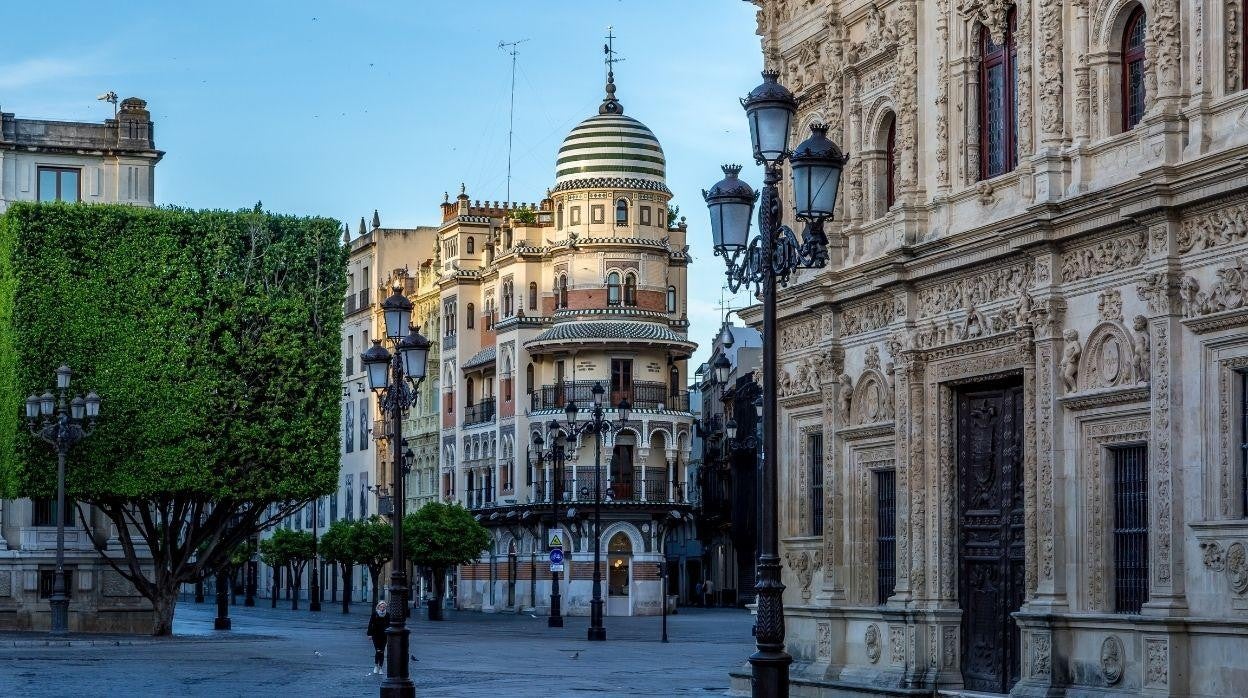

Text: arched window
xmin=624 ymin=273 xmax=637 ymax=307
xmin=502 ymin=282 xmax=513 ymax=317
xmin=666 ymin=286 xmax=677 ymax=313
xmin=526 ymin=363 xmax=534 ymax=393
xmin=885 ymin=115 xmax=897 ymax=209
xmin=1122 ymin=8 xmax=1147 ymax=131
xmin=558 ymin=275 xmax=568 ymax=309
xmin=607 ymin=272 xmax=622 ymax=306
xmin=615 ymin=199 xmax=629 ymax=225
xmin=979 ymin=12 xmax=1018 ymax=180
xmin=528 ymin=282 xmax=538 ymax=310
xmin=466 ymin=303 xmax=475 ymax=329
xmin=466 ymin=236 xmax=475 ymax=254
xmin=557 ymin=204 xmax=564 ymax=230
xmin=465 ymin=377 xmax=475 ymax=407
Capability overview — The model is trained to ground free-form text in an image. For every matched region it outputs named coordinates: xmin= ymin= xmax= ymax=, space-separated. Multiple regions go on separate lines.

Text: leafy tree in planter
xmin=319 ymin=519 xmax=357 ymax=614
xmin=0 ymin=203 xmax=345 ymax=635
xmin=354 ymin=516 xmax=393 ymax=606
xmin=404 ymin=503 xmax=490 ymax=621
xmin=259 ymin=529 xmax=315 ymax=610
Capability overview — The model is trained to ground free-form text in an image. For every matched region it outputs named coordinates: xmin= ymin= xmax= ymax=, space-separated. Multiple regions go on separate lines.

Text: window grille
xmin=1112 ymin=444 xmax=1149 ymax=614
xmin=809 ymin=434 xmax=824 ymax=536
xmin=876 ymin=469 xmax=896 ymax=605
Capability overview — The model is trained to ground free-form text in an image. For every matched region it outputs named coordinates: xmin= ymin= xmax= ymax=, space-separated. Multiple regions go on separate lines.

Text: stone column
xmin=819 ymin=346 xmax=845 ymax=600
xmin=889 ymin=353 xmax=925 ymax=605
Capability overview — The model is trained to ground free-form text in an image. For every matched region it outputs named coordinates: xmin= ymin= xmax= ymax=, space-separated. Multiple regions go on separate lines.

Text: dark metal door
xmin=957 ymin=382 xmax=1025 ymax=694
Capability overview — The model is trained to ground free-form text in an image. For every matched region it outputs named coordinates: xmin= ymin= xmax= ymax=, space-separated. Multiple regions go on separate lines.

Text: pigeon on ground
xmin=571 ymin=651 xmax=579 ymax=660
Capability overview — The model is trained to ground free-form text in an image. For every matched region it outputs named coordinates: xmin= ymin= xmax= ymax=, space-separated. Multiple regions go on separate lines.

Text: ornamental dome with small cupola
xmin=552 ymin=68 xmax=668 ymax=194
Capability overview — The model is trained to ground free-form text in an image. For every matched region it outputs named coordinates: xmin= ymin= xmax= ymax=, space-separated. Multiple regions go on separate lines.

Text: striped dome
xmin=554 ymin=113 xmax=666 ymax=187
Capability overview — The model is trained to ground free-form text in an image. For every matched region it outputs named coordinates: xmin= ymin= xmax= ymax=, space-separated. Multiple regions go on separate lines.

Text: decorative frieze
xmin=1060 ymin=233 xmax=1146 ymax=282
xmin=784 ymin=548 xmax=824 ymax=600
xmin=1178 ymin=203 xmax=1248 ymax=254
xmin=780 ymin=317 xmax=823 ymax=354
xmin=916 ymin=263 xmax=1033 ymax=319
xmin=843 ymin=296 xmax=903 ymax=336
xmin=1229 ymin=2 xmax=1244 ymax=93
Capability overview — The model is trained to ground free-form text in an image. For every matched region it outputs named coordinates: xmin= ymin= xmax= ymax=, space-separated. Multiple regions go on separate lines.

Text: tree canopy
xmin=0 ymin=202 xmax=345 ymax=633
xmin=404 ymin=502 xmax=490 ymax=571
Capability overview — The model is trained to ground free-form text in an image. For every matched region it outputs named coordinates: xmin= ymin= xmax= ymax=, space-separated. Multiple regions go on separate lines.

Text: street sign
xmin=549 ymin=549 xmax=564 ymax=565
xmin=547 ymin=529 xmax=564 ymax=549
xmin=550 ymin=563 xmax=564 ymax=573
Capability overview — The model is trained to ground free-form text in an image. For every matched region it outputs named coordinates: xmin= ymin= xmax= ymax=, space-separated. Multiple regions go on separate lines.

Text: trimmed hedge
xmin=0 ymin=202 xmax=346 ymax=502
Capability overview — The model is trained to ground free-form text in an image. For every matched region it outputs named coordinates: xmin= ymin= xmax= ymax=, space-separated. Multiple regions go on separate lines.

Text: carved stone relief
xmin=850 ymin=369 xmax=895 ymax=425
xmin=843 ymin=296 xmax=903 ymax=336
xmin=1061 ymin=329 xmax=1082 ymax=393
xmin=816 ymin=621 xmax=832 ymax=659
xmin=1031 ymin=631 xmax=1052 ymax=678
xmin=784 ymin=549 xmax=824 ymax=600
xmin=1145 ymin=637 xmax=1169 ymax=687
xmin=1179 ymin=203 xmax=1248 ymax=254
xmin=865 ymin=623 xmax=882 ymax=663
xmin=780 ymin=317 xmax=822 ymax=354
xmin=889 ymin=625 xmax=906 ymax=665
xmin=916 ymin=263 xmax=1033 ymax=319
xmin=1229 ymin=2 xmax=1244 ymax=93
xmin=1100 ymin=635 xmax=1124 ymax=685
xmin=1178 ymin=258 xmax=1248 ymax=318
xmin=1061 ymin=233 xmax=1147 ymax=282
xmin=1097 ymin=289 xmax=1123 ymax=322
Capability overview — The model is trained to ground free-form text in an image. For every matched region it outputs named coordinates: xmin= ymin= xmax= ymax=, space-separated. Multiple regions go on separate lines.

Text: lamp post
xmin=548 ymin=382 xmax=629 ymax=642
xmin=532 ymin=421 xmax=568 ymax=628
xmin=703 ymin=70 xmax=847 ymax=698
xmin=360 ymin=287 xmax=431 ymax=698
xmin=25 ymin=365 xmax=101 ymax=636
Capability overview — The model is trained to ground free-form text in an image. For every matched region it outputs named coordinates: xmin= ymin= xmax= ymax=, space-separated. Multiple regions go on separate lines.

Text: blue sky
xmin=1 ymin=0 xmax=762 ymax=365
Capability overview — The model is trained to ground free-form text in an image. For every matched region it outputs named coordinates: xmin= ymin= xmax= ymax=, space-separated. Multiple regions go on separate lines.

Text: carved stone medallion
xmin=1100 ymin=635 xmax=1124 ymax=685
xmin=1228 ymin=542 xmax=1248 ymax=594
xmin=865 ymin=623 xmax=882 ymax=663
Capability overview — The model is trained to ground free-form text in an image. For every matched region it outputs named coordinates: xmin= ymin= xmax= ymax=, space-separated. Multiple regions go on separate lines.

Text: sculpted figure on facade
xmin=1132 ymin=315 xmax=1150 ymax=383
xmin=1061 ymin=329 xmax=1081 ymax=393
xmin=838 ymin=373 xmax=853 ymax=423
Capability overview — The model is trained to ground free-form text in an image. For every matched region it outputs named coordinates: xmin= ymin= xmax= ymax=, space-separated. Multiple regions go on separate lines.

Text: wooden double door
xmin=956 ymin=381 xmax=1026 ymax=694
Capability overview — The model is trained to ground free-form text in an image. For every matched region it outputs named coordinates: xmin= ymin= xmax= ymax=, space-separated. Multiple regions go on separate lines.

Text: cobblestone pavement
xmin=0 ymin=600 xmax=754 ymax=697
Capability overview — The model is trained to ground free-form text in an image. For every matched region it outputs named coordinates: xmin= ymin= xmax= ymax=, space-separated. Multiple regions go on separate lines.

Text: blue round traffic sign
xmin=549 ymin=549 xmax=564 ymax=565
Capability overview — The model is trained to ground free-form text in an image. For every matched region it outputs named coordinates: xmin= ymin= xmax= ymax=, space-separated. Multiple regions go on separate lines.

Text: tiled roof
xmin=462 ymin=346 xmax=497 ymax=369
xmin=525 ymin=321 xmax=693 ymax=347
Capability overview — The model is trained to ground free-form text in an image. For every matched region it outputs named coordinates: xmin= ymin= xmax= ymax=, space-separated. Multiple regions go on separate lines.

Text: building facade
xmin=0 ymin=98 xmax=162 ymax=632
xmin=740 ymin=0 xmax=1248 ymax=695
xmin=440 ymin=73 xmax=698 ymax=616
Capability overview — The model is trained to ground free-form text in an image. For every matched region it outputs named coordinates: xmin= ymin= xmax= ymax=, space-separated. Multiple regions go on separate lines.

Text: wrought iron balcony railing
xmin=463 ymin=398 xmax=497 ymax=426
xmin=530 ymin=381 xmax=690 ymax=413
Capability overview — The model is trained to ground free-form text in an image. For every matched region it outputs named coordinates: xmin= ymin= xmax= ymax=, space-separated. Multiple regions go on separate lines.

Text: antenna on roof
xmin=499 ymin=38 xmax=529 ymax=206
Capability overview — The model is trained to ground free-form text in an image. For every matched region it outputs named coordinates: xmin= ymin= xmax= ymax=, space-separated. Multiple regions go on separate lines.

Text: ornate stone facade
xmin=734 ymin=1 xmax=1248 ymax=695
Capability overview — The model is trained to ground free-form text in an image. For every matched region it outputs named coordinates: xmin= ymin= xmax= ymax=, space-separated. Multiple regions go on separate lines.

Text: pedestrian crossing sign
xmin=547 ymin=529 xmax=564 ymax=549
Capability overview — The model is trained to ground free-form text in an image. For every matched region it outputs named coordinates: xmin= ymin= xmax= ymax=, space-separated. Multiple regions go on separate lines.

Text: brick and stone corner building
xmin=740 ymin=0 xmax=1248 ymax=695
xmin=439 ymin=70 xmax=698 ymax=616
xmin=0 ymin=98 xmax=161 ymax=632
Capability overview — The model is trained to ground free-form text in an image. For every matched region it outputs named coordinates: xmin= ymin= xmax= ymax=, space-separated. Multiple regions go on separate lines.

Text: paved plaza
xmin=0 ymin=601 xmax=754 ymax=697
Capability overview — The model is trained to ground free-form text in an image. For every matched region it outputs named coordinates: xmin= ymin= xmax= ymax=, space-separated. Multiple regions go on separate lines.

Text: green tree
xmin=319 ymin=519 xmax=357 ymax=614
xmin=511 ymin=207 xmax=537 ymax=225
xmin=0 ymin=202 xmax=346 ymax=634
xmin=404 ymin=502 xmax=490 ymax=621
xmin=259 ymin=529 xmax=315 ymax=610
xmin=666 ymin=204 xmax=680 ymax=229
xmin=354 ymin=516 xmax=394 ymax=606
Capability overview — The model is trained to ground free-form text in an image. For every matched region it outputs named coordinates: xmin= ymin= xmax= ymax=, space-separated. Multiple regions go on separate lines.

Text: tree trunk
xmin=290 ymin=565 xmax=301 ymax=611
xmin=427 ymin=568 xmax=445 ymax=621
xmin=151 ymin=587 xmax=178 ymax=636
xmin=271 ymin=566 xmax=280 ymax=608
xmin=341 ymin=563 xmax=352 ymax=614
xmin=369 ymin=567 xmax=381 ymax=606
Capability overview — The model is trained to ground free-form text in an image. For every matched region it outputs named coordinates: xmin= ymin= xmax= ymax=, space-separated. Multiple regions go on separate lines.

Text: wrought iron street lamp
xmin=548 ymin=382 xmax=629 ymax=641
xmin=703 ymin=70 xmax=847 ymax=698
xmin=360 ymin=287 xmax=431 ymax=698
xmin=25 ymin=366 xmax=100 ymax=637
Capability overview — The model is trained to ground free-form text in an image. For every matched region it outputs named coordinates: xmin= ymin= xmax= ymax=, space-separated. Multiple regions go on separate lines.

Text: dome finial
xmin=600 ymin=26 xmax=624 ymax=115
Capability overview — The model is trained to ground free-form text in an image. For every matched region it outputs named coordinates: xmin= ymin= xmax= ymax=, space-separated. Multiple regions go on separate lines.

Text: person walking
xmin=694 ymin=580 xmax=704 ymax=607
xmin=366 ymin=600 xmax=389 ymax=675
xmin=703 ymin=578 xmax=714 ymax=608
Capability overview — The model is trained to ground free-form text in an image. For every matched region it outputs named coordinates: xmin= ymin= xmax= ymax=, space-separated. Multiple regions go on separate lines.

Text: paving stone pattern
xmin=0 ymin=601 xmax=754 ymax=697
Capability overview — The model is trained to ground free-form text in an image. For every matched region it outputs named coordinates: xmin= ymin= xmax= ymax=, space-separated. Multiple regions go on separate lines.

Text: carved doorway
xmin=956 ymin=380 xmax=1025 ymax=694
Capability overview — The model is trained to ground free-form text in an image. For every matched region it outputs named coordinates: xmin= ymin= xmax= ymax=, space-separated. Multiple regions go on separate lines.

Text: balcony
xmin=531 ymin=472 xmax=686 ymax=505
xmin=463 ymin=398 xmax=497 ymax=426
xmin=530 ymin=381 xmax=691 ymax=413
xmin=466 ymin=485 xmax=496 ymax=510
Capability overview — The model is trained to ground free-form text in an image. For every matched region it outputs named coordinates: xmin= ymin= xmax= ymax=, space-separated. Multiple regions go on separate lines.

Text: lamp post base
xmin=379 ymin=682 xmax=416 ymax=698
xmin=548 ymin=615 xmax=564 ymax=628
xmin=749 ymin=650 xmax=792 ymax=698
xmin=587 ymin=625 xmax=606 ymax=642
xmin=49 ymin=596 xmax=69 ymax=636
xmin=214 ymin=617 xmax=232 ymax=631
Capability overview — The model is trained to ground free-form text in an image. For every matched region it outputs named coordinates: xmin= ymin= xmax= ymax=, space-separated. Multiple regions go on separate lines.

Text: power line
xmin=498 ymin=38 xmax=529 ymax=205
